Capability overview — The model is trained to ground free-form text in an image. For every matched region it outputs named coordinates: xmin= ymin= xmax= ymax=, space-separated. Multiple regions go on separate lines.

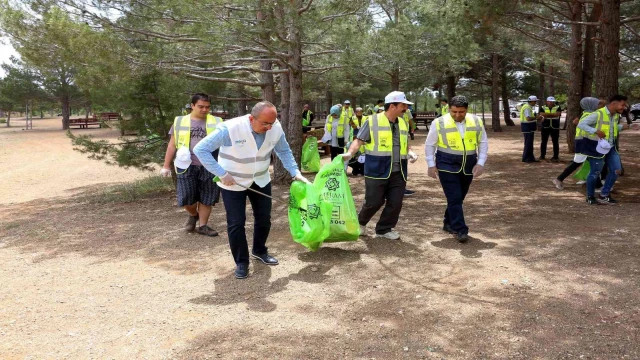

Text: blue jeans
xmin=587 ymin=150 xmax=621 ymax=197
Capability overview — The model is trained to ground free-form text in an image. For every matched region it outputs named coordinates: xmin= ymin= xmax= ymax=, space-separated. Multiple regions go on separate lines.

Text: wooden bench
xmin=69 ymin=115 xmax=101 ymax=129
xmin=99 ymin=112 xmax=120 ymax=121
xmin=414 ymin=112 xmax=438 ymax=130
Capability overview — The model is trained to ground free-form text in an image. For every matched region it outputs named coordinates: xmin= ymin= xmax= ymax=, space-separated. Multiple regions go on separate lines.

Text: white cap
xmin=596 ymin=139 xmax=612 ymax=155
xmin=384 ymin=91 xmax=413 ymax=105
xmin=343 ymin=100 xmax=351 ymax=104
xmin=174 ymin=147 xmax=192 ymax=169
xmin=547 ymin=96 xmax=556 ymax=102
xmin=527 ymin=95 xmax=538 ymax=102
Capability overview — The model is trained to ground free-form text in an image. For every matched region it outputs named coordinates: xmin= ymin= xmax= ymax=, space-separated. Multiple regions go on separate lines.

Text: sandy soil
xmin=0 ymin=117 xmax=150 ymax=205
xmin=1 ymin=119 xmax=640 ymax=359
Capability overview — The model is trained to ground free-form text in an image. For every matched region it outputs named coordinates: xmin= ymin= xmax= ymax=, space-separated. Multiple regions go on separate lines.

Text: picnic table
xmin=413 ymin=112 xmax=438 ymax=130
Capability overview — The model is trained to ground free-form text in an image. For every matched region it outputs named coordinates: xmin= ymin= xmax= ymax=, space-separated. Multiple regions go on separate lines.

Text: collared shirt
xmin=356 ymin=114 xmax=401 ymax=172
xmin=424 ymin=117 xmax=489 ymax=168
xmin=577 ymin=106 xmax=623 ymax=145
xmin=523 ymin=107 xmax=532 ymax=118
xmin=193 ymin=124 xmax=299 ymax=178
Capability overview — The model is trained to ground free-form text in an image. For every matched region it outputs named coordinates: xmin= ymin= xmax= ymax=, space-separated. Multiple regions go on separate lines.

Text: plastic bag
xmin=288 ymin=181 xmax=332 ymax=251
xmin=574 ymin=161 xmax=590 ymax=181
xmin=314 ymin=156 xmax=360 ymax=242
xmin=301 ymin=136 xmax=321 ymax=173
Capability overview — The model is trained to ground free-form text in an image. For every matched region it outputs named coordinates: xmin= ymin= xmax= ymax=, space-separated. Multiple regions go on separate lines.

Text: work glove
xmin=293 ymin=170 xmax=312 ymax=184
xmin=472 ymin=164 xmax=484 ymax=178
xmin=408 ymin=150 xmax=418 ymax=164
xmin=220 ymin=172 xmax=236 ymax=186
xmin=160 ymin=168 xmax=172 ymax=177
xmin=340 ymin=152 xmax=353 ymax=162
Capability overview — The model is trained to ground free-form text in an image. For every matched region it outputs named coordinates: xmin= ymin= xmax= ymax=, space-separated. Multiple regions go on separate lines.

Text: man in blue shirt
xmin=194 ymin=101 xmax=310 ymax=279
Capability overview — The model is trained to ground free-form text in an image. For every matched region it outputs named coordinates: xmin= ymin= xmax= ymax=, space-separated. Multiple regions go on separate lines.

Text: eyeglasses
xmin=255 ymin=119 xmax=276 ymax=127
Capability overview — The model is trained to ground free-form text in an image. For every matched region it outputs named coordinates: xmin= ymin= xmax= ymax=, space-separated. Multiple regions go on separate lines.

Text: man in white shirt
xmin=425 ymin=95 xmax=489 ymax=242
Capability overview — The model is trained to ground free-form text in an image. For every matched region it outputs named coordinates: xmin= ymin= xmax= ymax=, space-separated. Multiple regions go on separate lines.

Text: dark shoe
xmin=185 ymin=213 xmax=198 ymax=232
xmin=235 ymin=263 xmax=249 ymax=279
xmin=550 ymin=158 xmax=559 ymax=163
xmin=586 ymin=196 xmax=600 ymax=205
xmin=196 ymin=225 xmax=219 ymax=237
xmin=443 ymin=224 xmax=456 ymax=234
xmin=537 ymin=157 xmax=546 ymax=161
xmin=251 ymin=252 xmax=279 ymax=265
xmin=598 ymin=195 xmax=618 ymax=204
xmin=456 ymin=233 xmax=469 ymax=243
xmin=403 ymin=189 xmax=415 ymax=196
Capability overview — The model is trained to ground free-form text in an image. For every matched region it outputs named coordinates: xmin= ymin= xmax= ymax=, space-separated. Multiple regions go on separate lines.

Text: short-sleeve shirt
xmin=168 ymin=116 xmax=207 ymax=166
xmin=357 ymin=114 xmax=401 ymax=172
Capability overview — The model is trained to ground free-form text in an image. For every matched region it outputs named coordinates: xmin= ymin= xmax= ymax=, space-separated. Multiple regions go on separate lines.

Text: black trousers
xmin=540 ymin=127 xmax=560 ymax=159
xmin=221 ymin=182 xmax=271 ymax=265
xmin=358 ymin=171 xmax=406 ymax=235
xmin=348 ymin=161 xmax=364 ymax=176
xmin=557 ymin=161 xmax=582 ymax=182
xmin=522 ymin=132 xmax=536 ymax=162
xmin=439 ymin=171 xmax=474 ymax=235
xmin=330 ymin=146 xmax=344 ymax=160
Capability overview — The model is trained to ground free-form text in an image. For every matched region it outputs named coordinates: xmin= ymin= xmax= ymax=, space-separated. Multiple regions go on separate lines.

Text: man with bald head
xmin=194 ymin=101 xmax=311 ymax=279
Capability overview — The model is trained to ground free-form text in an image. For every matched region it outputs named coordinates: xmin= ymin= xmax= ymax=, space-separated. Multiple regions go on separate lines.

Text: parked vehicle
xmin=629 ymin=103 xmax=640 ymax=122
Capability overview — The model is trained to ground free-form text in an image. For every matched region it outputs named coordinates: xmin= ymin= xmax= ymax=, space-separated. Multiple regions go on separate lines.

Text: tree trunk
xmin=566 ymin=1 xmax=584 ymax=151
xmin=480 ymin=83 xmax=485 ymax=122
xmin=326 ymin=90 xmax=332 ymax=111
xmin=491 ymin=53 xmax=502 ymax=132
xmin=538 ymin=60 xmax=546 ymax=103
xmin=61 ymin=93 xmax=71 ymax=130
xmin=596 ymin=0 xmax=620 ymax=98
xmin=390 ymin=67 xmax=400 ymax=91
xmin=6 ymin=111 xmax=10 ymax=127
xmin=446 ymin=75 xmax=456 ymax=100
xmin=236 ymin=84 xmax=248 ymax=115
xmin=257 ymin=0 xmax=275 ymax=104
xmin=500 ymin=58 xmax=515 ymax=126
xmin=549 ymin=66 xmax=555 ymax=96
xmin=273 ymin=61 xmax=291 ymax=185
xmin=582 ymin=4 xmax=602 ymax=97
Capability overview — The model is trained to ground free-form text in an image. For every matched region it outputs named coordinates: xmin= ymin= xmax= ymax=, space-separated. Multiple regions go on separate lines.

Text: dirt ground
xmin=1 ymin=117 xmax=640 ymax=359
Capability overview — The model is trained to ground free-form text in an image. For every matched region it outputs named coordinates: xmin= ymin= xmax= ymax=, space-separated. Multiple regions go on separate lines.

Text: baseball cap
xmin=527 ymin=95 xmax=538 ymax=102
xmin=343 ymin=100 xmax=351 ymax=104
xmin=174 ymin=147 xmax=192 ymax=170
xmin=384 ymin=91 xmax=413 ymax=105
xmin=547 ymin=96 xmax=556 ymax=102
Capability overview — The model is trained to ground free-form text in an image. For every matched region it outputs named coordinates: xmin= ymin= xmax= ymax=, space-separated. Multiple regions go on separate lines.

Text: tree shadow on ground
xmin=431 ymin=236 xmax=497 ymax=258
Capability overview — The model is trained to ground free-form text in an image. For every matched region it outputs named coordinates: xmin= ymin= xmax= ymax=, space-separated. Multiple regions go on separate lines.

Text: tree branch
xmin=298 ymin=0 xmax=313 ymax=15
xmin=183 ymin=73 xmax=266 ymax=86
xmin=621 ymin=16 xmax=640 ymax=24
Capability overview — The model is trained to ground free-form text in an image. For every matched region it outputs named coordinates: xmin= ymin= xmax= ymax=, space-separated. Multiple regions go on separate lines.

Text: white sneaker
xmin=376 ymin=231 xmax=400 ymax=240
xmin=359 ymin=225 xmax=368 ymax=237
xmin=576 ymin=180 xmax=586 ymax=185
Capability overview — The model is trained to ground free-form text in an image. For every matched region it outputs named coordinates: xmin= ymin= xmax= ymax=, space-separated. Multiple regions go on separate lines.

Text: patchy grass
xmin=83 ymin=176 xmax=174 ymax=204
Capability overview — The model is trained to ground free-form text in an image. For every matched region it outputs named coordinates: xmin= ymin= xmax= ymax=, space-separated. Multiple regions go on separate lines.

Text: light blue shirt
xmin=578 ymin=107 xmax=623 ymax=145
xmin=193 ymin=125 xmax=299 ymax=178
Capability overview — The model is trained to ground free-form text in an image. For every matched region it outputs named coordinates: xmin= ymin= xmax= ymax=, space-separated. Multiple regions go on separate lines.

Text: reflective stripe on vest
xmin=578 ymin=108 xmax=619 ymax=158
xmin=173 ymin=114 xmax=223 ymax=149
xmin=520 ymin=104 xmax=534 ymax=122
xmin=542 ymin=105 xmax=560 ymax=129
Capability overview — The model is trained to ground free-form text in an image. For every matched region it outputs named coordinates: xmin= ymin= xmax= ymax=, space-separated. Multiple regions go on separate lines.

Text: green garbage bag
xmin=301 ymin=136 xmax=321 ymax=173
xmin=314 ymin=156 xmax=360 ymax=242
xmin=288 ymin=181 xmax=332 ymax=251
xmin=574 ymin=161 xmax=590 ymax=181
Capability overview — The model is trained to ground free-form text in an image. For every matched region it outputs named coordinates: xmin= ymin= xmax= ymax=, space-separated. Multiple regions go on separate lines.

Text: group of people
xmin=519 ymin=94 xmax=637 ymax=204
xmin=160 ymin=91 xmax=489 ymax=279
xmin=160 ymin=89 xmax=636 ymax=280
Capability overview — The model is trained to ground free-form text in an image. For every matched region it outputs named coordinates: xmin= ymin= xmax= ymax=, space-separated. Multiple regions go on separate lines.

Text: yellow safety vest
xmin=303 ymin=110 xmax=313 ymax=126
xmin=326 ymin=115 xmax=346 ymax=138
xmin=340 ymin=107 xmax=354 ymax=125
xmin=520 ymin=103 xmax=535 ymax=122
xmin=363 ymin=113 xmax=409 ymax=180
xmin=574 ymin=111 xmax=593 ymax=140
xmin=441 ymin=104 xmax=449 ymax=115
xmin=579 ymin=107 xmax=619 ymax=158
xmin=173 ymin=114 xmax=223 ymax=149
xmin=542 ymin=105 xmax=560 ymax=129
xmin=435 ymin=114 xmax=483 ymax=174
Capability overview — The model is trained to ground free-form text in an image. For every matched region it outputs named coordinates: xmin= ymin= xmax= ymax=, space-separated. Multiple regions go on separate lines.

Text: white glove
xmin=408 ymin=150 xmax=418 ymax=164
xmin=340 ymin=152 xmax=353 ymax=162
xmin=293 ymin=170 xmax=312 ymax=184
xmin=220 ymin=173 xmax=236 ymax=186
xmin=160 ymin=168 xmax=172 ymax=177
